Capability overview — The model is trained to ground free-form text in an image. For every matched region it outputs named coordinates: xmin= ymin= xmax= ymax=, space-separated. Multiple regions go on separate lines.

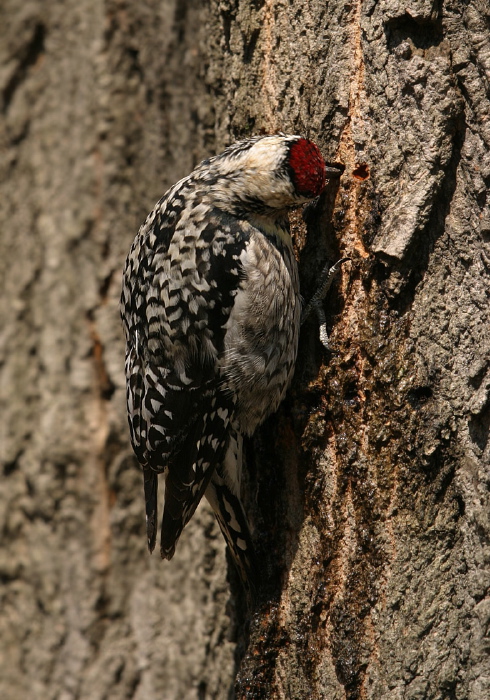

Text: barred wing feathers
xmin=122 ymin=193 xmax=250 ymax=558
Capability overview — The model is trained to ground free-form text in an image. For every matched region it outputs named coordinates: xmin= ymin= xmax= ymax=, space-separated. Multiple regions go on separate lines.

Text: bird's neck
xmin=245 ymin=211 xmax=292 ymax=249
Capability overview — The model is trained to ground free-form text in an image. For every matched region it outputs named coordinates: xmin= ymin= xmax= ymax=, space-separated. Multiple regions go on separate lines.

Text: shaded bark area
xmin=1 ymin=0 xmax=489 ymax=699
xmin=0 ymin=2 xmax=235 ymax=699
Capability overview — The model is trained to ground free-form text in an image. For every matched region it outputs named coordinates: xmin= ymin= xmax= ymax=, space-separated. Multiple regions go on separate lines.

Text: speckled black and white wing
xmin=121 ymin=184 xmax=249 ymax=558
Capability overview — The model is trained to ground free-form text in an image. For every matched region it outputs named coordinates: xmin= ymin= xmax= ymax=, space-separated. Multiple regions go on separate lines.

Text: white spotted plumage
xmin=121 ymin=134 xmax=337 ymax=591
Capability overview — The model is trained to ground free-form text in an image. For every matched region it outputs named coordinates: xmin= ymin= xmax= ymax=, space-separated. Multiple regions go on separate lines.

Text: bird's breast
xmin=220 ymin=231 xmax=300 ymax=435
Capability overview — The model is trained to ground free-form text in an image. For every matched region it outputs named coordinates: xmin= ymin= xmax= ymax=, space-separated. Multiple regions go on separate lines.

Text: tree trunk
xmin=1 ymin=1 xmax=488 ymax=699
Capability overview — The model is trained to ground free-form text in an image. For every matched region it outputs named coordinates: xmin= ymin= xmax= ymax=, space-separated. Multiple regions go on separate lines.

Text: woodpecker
xmin=121 ymin=134 xmax=342 ymax=591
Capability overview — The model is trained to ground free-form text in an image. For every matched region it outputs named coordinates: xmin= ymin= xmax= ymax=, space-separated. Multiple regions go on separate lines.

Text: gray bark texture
xmin=0 ymin=0 xmax=488 ymax=699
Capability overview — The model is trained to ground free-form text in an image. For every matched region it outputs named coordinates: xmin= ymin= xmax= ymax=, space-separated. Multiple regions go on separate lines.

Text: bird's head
xmin=203 ymin=134 xmax=342 ymax=213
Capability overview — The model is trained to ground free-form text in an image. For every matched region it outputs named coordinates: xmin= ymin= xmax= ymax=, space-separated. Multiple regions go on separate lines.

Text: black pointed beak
xmin=324 ymin=162 xmax=345 ymax=179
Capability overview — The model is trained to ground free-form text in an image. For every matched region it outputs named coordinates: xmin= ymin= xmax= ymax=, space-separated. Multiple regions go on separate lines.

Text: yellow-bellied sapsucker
xmin=121 ymin=134 xmax=342 ymax=591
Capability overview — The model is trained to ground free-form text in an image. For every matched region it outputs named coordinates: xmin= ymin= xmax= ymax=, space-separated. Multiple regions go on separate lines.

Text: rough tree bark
xmin=0 ymin=1 xmax=488 ymax=699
